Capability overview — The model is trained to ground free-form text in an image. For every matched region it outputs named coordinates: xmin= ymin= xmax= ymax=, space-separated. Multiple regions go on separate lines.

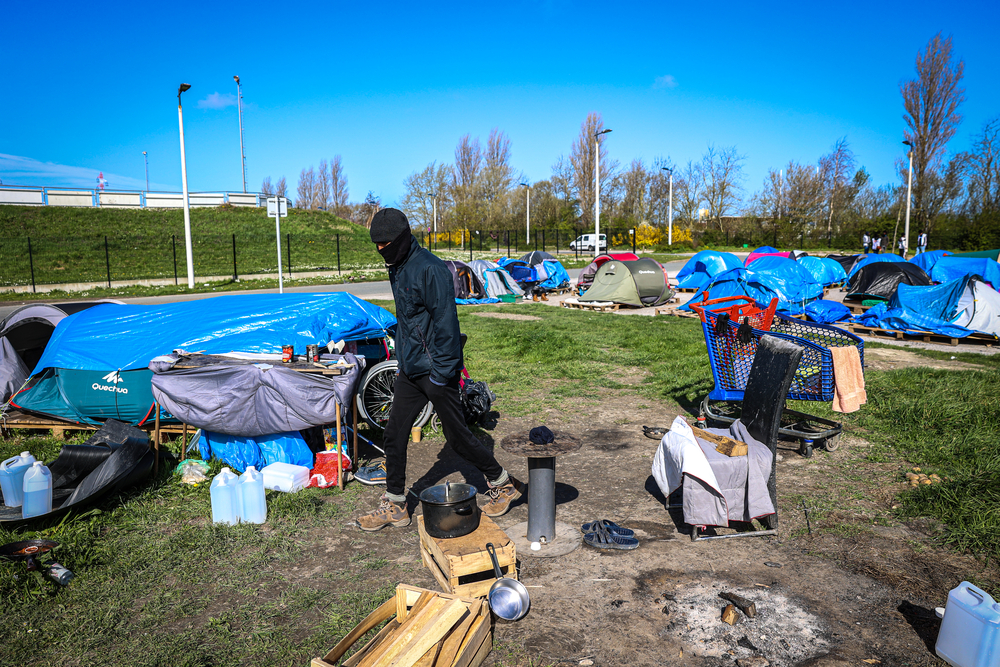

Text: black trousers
xmin=383 ymin=371 xmax=503 ymax=497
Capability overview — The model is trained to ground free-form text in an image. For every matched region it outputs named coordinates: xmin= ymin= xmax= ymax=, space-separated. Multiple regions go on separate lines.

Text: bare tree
xmin=330 ymin=155 xmax=349 ymax=216
xmin=452 ymin=134 xmax=483 ymax=229
xmin=569 ymin=112 xmax=618 ymax=227
xmin=674 ymin=160 xmax=703 ymax=224
xmin=296 ymin=167 xmax=316 ymax=209
xmin=400 ymin=162 xmax=453 ymax=230
xmin=901 ymin=32 xmax=965 ymax=230
xmin=261 ymin=176 xmax=274 ymax=196
xmin=700 ymin=145 xmax=746 ymax=230
xmin=316 ymin=159 xmax=330 ymax=211
xmin=960 ymin=117 xmax=1000 ymax=214
xmin=646 ymin=156 xmax=675 ymax=227
xmin=275 ymin=177 xmax=287 ymax=198
xmin=361 ymin=191 xmax=382 ymax=229
xmin=618 ymin=159 xmax=651 ymax=224
xmin=482 ymin=129 xmax=519 ymax=227
xmin=819 ymin=137 xmax=856 ymax=233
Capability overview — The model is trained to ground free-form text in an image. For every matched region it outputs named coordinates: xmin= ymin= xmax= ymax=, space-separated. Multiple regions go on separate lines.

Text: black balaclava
xmin=378 ymin=227 xmax=413 ymax=266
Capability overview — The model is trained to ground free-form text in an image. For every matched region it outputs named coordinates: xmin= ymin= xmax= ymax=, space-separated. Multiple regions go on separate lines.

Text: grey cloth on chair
xmin=682 ymin=419 xmax=774 ymax=527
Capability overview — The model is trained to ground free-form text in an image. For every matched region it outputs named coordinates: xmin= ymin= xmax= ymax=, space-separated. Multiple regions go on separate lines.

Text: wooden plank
xmin=719 ymin=591 xmax=757 ymax=618
xmin=433 ymin=600 xmax=481 ymax=667
xmin=321 ymin=596 xmax=398 ymax=665
xmin=417 ymin=516 xmax=515 ymax=580
xmin=360 ymin=596 xmax=451 ymax=667
xmin=721 ymin=604 xmax=739 ymax=625
xmin=420 ymin=537 xmax=454 ymax=594
xmin=692 ymin=427 xmax=747 ymax=457
xmin=452 ymin=612 xmax=492 ymax=667
xmin=344 ymin=620 xmax=401 ymax=667
xmin=384 ymin=599 xmax=467 ymax=667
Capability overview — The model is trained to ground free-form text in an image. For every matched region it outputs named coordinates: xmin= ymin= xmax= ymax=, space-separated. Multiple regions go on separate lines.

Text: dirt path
xmin=329 ymin=387 xmax=997 ymax=667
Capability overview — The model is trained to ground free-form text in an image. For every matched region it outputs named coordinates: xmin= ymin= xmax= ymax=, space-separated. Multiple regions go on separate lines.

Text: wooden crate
xmin=311 ymin=584 xmax=492 ymax=667
xmin=417 ymin=515 xmax=517 ymax=599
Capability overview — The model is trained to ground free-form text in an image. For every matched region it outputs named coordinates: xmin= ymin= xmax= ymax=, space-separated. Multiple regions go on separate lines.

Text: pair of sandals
xmin=581 ymin=519 xmax=639 ymax=550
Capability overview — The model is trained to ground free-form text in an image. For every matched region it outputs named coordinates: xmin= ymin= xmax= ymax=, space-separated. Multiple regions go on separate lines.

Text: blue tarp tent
xmin=680 ymin=261 xmax=822 ymax=315
xmin=847 ymin=253 xmax=905 ymax=279
xmin=745 ymin=256 xmax=823 ymax=302
xmin=675 ymin=251 xmax=742 ymax=290
xmin=797 ymin=256 xmax=847 ymax=286
xmin=930 ymin=256 xmax=1000 ymax=290
xmin=537 ymin=259 xmax=571 ymax=291
xmin=910 ymin=249 xmax=949 ymax=274
xmin=856 ymin=275 xmax=1000 ymax=338
xmin=12 ymin=293 xmax=396 ymax=425
xmin=805 ymin=300 xmax=851 ymax=324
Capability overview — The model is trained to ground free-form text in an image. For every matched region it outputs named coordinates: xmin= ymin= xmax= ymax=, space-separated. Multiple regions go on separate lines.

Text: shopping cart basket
xmin=690 ymin=293 xmax=865 ymax=457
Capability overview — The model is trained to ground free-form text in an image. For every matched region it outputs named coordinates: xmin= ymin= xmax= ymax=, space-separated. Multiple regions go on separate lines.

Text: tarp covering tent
xmin=444 ymin=260 xmax=488 ymax=300
xmin=468 ymin=259 xmax=524 ymax=299
xmin=797 ymin=256 xmax=847 ymax=286
xmin=743 ymin=256 xmax=823 ymax=302
xmin=846 ymin=262 xmax=931 ymax=301
xmin=745 ymin=250 xmax=792 ymax=266
xmin=535 ymin=259 xmax=571 ymax=291
xmin=577 ymin=253 xmax=639 ymax=291
xmin=679 ymin=262 xmax=822 ymax=315
xmin=847 ymin=253 xmax=906 ymax=279
xmin=496 ymin=258 xmax=534 ymax=283
xmin=856 ymin=275 xmax=1000 ymax=338
xmin=931 ymin=256 xmax=1000 ymax=290
xmin=10 ymin=293 xmax=397 ymax=426
xmin=0 ymin=304 xmax=68 ymax=402
xmin=910 ymin=249 xmax=950 ymax=273
xmin=952 ymin=249 xmax=1000 ymax=261
xmin=578 ymin=259 xmax=673 ymax=307
xmin=520 ymin=250 xmax=555 ymax=266
xmin=674 ymin=251 xmax=742 ymax=291
xmin=804 ymin=300 xmax=851 ymax=324
xmin=827 ymin=254 xmax=862 ymax=274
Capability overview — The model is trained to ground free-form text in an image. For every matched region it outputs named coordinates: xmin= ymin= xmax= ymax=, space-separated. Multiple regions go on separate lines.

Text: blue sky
xmin=2 ymin=1 xmax=998 ymax=207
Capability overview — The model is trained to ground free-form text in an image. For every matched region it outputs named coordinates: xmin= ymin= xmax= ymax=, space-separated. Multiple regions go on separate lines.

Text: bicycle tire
xmin=356 ymin=360 xmax=434 ymax=430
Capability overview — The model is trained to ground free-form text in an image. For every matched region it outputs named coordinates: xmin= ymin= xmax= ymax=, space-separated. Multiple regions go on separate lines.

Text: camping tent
xmin=444 ymin=260 xmax=488 ymax=300
xmin=856 ymin=275 xmax=1000 ymax=338
xmin=744 ymin=256 xmax=823 ymax=302
xmin=910 ymin=249 xmax=950 ymax=273
xmin=745 ymin=250 xmax=792 ymax=266
xmin=577 ymin=259 xmax=673 ymax=307
xmin=535 ymin=259 xmax=571 ymax=291
xmin=496 ymin=258 xmax=534 ymax=283
xmin=952 ymin=249 xmax=1000 ymax=261
xmin=577 ymin=253 xmax=640 ymax=291
xmin=847 ymin=253 xmax=905 ymax=279
xmin=674 ymin=251 xmax=742 ymax=291
xmin=520 ymin=250 xmax=556 ymax=266
xmin=930 ymin=256 xmax=1000 ymax=290
xmin=846 ymin=262 xmax=931 ymax=301
xmin=10 ymin=293 xmax=396 ymax=426
xmin=679 ymin=262 xmax=823 ymax=316
xmin=796 ymin=256 xmax=847 ymax=286
xmin=827 ymin=254 xmax=862 ymax=274
xmin=0 ymin=304 xmax=68 ymax=402
xmin=468 ymin=259 xmax=524 ymax=299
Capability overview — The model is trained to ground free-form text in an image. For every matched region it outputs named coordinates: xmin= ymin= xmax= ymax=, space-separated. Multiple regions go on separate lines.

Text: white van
xmin=569 ymin=234 xmax=607 ymax=252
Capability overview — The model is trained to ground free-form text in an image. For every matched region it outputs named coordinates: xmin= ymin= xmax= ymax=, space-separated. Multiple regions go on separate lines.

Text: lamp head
xmin=234 ymin=75 xmax=240 ymax=84
xmin=902 ymin=140 xmax=913 ymax=147
xmin=595 ymin=128 xmax=612 ymax=138
xmin=520 ymin=182 xmax=529 ymax=188
xmin=142 ymin=151 xmax=147 ymax=156
xmin=661 ymin=166 xmax=673 ymax=174
xmin=178 ymin=83 xmax=191 ymax=95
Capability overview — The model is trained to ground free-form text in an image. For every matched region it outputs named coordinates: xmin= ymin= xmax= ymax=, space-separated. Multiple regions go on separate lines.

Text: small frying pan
xmin=485 ymin=542 xmax=530 ymax=621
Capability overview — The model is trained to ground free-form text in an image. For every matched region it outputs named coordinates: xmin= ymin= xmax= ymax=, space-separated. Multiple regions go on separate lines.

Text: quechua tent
xmin=468 ymin=259 xmax=524 ymax=299
xmin=846 ymin=262 xmax=930 ymax=301
xmin=952 ymin=249 xmax=1000 ymax=261
xmin=856 ymin=275 xmax=1000 ymax=338
xmin=674 ymin=251 xmax=742 ymax=291
xmin=577 ymin=259 xmax=673 ymax=307
xmin=930 ymin=256 xmax=1000 ymax=290
xmin=847 ymin=253 xmax=906 ymax=279
xmin=0 ymin=304 xmax=68 ymax=402
xmin=444 ymin=260 xmax=488 ymax=300
xmin=519 ymin=251 xmax=556 ymax=266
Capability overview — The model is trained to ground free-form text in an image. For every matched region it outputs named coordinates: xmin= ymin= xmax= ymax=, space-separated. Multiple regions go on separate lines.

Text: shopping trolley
xmin=690 ymin=293 xmax=865 ymax=458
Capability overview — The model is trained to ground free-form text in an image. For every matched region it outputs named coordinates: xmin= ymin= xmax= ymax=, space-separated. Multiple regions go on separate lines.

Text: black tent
xmin=826 ymin=254 xmax=862 ymax=274
xmin=520 ymin=251 xmax=555 ymax=266
xmin=846 ymin=262 xmax=931 ymax=301
xmin=443 ymin=260 xmax=488 ymax=300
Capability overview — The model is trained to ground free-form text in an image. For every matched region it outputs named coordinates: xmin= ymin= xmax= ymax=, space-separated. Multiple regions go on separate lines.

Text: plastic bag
xmin=174 ymin=459 xmax=210 ymax=485
xmin=307 ymin=449 xmax=352 ymax=488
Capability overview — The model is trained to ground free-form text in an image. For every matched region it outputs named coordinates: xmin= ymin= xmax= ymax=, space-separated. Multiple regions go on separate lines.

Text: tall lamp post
xmin=177 ymin=83 xmax=195 ymax=288
xmin=594 ymin=128 xmax=612 ymax=257
xmin=902 ymin=140 xmax=914 ymax=259
xmin=425 ymin=192 xmax=438 ymax=251
xmin=234 ymin=75 xmax=247 ymax=193
xmin=661 ymin=166 xmax=673 ymax=246
xmin=520 ymin=182 xmax=531 ymax=240
xmin=142 ymin=151 xmax=149 ymax=192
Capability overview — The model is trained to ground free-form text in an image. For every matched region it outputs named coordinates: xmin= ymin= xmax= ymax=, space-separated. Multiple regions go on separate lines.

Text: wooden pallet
xmin=654 ymin=306 xmax=699 ymax=319
xmin=0 ymin=408 xmax=190 ymax=439
xmin=547 ymin=286 xmax=574 ymax=296
xmin=844 ymin=302 xmax=878 ymax=314
xmin=848 ymin=323 xmax=999 ymax=347
xmin=675 ymin=287 xmax=699 ymax=293
xmin=418 ymin=515 xmax=516 ymax=599
xmin=560 ymin=298 xmax=620 ymax=312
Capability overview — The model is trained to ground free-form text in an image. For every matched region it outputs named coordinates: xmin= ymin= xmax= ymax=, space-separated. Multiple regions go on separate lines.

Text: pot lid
xmin=419 ymin=482 xmax=477 ymax=505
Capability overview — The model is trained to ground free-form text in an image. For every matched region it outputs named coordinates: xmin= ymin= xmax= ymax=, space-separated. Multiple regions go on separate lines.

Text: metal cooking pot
xmin=418 ymin=482 xmax=481 ymax=539
xmin=486 ymin=542 xmax=530 ymax=621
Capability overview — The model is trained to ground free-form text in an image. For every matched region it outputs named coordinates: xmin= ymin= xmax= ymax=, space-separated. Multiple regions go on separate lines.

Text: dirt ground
xmin=317 ymin=384 xmax=999 ymax=667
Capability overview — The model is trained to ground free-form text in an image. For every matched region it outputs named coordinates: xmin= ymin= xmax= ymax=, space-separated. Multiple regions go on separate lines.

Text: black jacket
xmin=388 ymin=237 xmax=462 ymax=384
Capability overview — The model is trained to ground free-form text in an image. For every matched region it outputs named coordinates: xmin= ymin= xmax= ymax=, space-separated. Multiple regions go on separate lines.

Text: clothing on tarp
xmin=198 ymin=431 xmax=314 ymax=473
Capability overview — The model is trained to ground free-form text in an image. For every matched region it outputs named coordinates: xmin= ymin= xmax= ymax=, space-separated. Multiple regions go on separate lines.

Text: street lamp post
xmin=425 ymin=192 xmax=438 ymax=251
xmin=177 ymin=83 xmax=195 ymax=289
xmin=142 ymin=151 xmax=149 ymax=192
xmin=594 ymin=128 xmax=612 ymax=257
xmin=902 ymin=140 xmax=914 ymax=259
xmin=661 ymin=166 xmax=674 ymax=246
xmin=520 ymin=182 xmax=530 ymax=240
xmin=234 ymin=76 xmax=247 ymax=193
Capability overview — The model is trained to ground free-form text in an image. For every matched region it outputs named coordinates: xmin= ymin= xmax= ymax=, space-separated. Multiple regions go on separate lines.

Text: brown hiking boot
xmin=482 ymin=477 xmax=524 ymax=517
xmin=357 ymin=496 xmax=410 ymax=532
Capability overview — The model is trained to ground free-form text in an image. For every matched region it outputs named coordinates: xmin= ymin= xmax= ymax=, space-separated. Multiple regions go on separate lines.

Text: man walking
xmin=862 ymin=231 xmax=870 ymax=254
xmin=917 ymin=230 xmax=928 ymax=255
xmin=355 ymin=208 xmax=523 ymax=531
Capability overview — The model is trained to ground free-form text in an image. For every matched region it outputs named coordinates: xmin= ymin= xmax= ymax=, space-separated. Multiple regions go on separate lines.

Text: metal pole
xmin=178 ymin=89 xmax=195 ymax=288
xmin=904 ymin=147 xmax=913 ymax=259
xmin=595 ymin=137 xmax=601 ymax=259
xmin=632 ymin=228 xmax=636 ymax=254
xmin=104 ymin=236 xmax=111 ymax=288
xmin=235 ymin=76 xmax=247 ymax=193
xmin=143 ymin=151 xmax=149 ymax=193
xmin=275 ymin=206 xmax=284 ymax=293
xmin=286 ymin=232 xmax=291 ymax=278
xmin=433 ymin=196 xmax=437 ymax=251
xmin=336 ymin=234 xmax=341 ymax=276
xmin=232 ymin=233 xmax=237 ymax=280
xmin=27 ymin=237 xmax=35 ymax=293
xmin=668 ymin=171 xmax=674 ymax=246
xmin=172 ymin=235 xmax=178 ymax=285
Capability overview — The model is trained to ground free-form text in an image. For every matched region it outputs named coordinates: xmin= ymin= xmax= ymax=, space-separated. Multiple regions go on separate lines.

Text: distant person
xmin=872 ymin=236 xmax=880 ymax=254
xmin=898 ymin=236 xmax=906 ymax=257
xmin=917 ymin=231 xmax=928 ymax=255
xmin=862 ymin=232 xmax=870 ymax=254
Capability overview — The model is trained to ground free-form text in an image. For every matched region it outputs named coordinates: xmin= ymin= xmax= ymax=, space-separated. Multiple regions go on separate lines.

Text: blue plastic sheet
xmin=805 ymin=300 xmax=851 ymax=323
xmin=679 ymin=263 xmax=821 ymax=316
xmin=797 ymin=256 xmax=847 ymax=286
xmin=910 ymin=249 xmax=949 ymax=273
xmin=847 ymin=253 xmax=905 ymax=279
xmin=198 ymin=430 xmax=314 ymax=473
xmin=931 ymin=257 xmax=1000 ymax=290
xmin=456 ymin=297 xmax=501 ymax=305
xmin=855 ymin=276 xmax=976 ymax=337
xmin=675 ymin=251 xmax=742 ymax=290
xmin=537 ymin=259 xmax=571 ymax=291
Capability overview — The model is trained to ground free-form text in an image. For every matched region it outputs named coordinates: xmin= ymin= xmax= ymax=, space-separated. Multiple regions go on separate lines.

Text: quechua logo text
xmin=93 ymin=370 xmax=128 ymax=394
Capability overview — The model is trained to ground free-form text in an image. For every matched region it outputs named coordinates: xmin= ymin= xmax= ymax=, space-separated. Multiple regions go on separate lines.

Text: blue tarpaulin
xmin=797 ymin=256 xmax=847 ymax=286
xmin=930 ymin=256 xmax=1000 ymax=290
xmin=805 ymin=300 xmax=851 ymax=323
xmin=910 ymin=249 xmax=949 ymax=273
xmin=847 ymin=253 xmax=905 ymax=279
xmin=680 ymin=260 xmax=822 ymax=315
xmin=537 ymin=259 xmax=571 ymax=291
xmin=675 ymin=251 xmax=742 ymax=290
xmin=855 ymin=276 xmax=976 ymax=337
xmin=198 ymin=430 xmax=315 ymax=472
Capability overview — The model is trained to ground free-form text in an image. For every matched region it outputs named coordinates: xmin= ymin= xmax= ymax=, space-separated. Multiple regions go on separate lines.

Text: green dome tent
xmin=577 ymin=259 xmax=673 ymax=307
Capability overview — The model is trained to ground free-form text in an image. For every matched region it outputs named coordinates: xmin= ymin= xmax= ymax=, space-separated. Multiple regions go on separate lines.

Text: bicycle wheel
xmin=357 ymin=360 xmax=434 ymax=430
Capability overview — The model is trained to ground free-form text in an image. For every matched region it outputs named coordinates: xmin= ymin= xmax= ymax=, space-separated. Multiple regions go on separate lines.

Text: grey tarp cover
xmin=149 ymin=353 xmax=365 ymax=437
xmin=0 ymin=303 xmax=68 ymax=401
xmin=0 ymin=337 xmax=29 ymax=403
xmin=468 ymin=259 xmax=524 ymax=298
xmin=653 ymin=417 xmax=773 ymax=527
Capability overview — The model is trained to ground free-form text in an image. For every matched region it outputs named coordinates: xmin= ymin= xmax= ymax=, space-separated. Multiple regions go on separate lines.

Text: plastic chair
xmin=691 ymin=334 xmax=804 ymax=541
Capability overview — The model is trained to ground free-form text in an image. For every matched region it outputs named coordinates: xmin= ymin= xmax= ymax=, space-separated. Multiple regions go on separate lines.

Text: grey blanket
xmin=150 ymin=353 xmax=365 ymax=437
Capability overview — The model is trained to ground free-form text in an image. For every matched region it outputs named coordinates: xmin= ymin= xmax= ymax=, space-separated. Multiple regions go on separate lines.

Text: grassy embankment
xmin=0 ymin=305 xmax=997 ymax=665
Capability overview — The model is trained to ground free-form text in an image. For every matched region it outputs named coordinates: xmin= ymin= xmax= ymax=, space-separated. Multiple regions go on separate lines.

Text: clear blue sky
xmin=2 ymin=0 xmax=998 ymax=207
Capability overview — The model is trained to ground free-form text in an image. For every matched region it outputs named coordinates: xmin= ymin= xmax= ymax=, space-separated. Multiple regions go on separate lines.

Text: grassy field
xmin=1 ymin=303 xmax=996 ymax=665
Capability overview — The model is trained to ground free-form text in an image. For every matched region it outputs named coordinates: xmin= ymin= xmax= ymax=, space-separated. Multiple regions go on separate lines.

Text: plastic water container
xmin=210 ymin=467 xmax=241 ymax=525
xmin=936 ymin=581 xmax=1000 ymax=667
xmin=238 ymin=466 xmax=267 ymax=524
xmin=261 ymin=462 xmax=310 ymax=493
xmin=0 ymin=451 xmax=36 ymax=507
xmin=21 ymin=461 xmax=53 ymax=519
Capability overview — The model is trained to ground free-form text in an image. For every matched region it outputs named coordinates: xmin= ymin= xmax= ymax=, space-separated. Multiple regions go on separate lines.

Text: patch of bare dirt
xmin=864 ymin=347 xmax=985 ymax=371
xmin=473 ymin=312 xmax=542 ymax=321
